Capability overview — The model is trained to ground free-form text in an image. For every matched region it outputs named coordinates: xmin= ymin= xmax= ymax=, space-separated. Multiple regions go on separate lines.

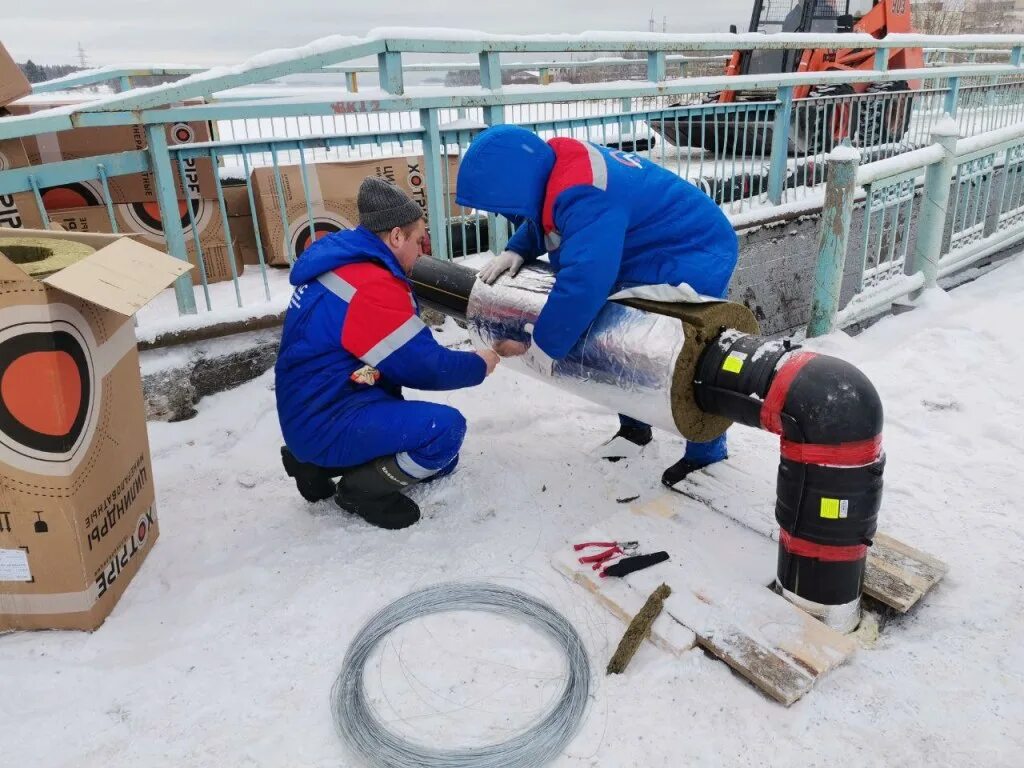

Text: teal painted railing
xmin=4 ymin=31 xmax=1024 ymax=322
xmin=809 ymin=118 xmax=1024 ymax=336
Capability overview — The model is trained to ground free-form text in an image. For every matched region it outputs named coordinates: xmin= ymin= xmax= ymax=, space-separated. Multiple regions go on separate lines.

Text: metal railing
xmin=5 ymin=31 xmax=1024 ymax=325
xmin=808 ymin=118 xmax=1024 ymax=336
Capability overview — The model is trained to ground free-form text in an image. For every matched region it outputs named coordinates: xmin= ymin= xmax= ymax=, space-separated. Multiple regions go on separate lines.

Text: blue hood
xmin=456 ymin=125 xmax=555 ymax=221
xmin=289 ymin=225 xmax=405 ymax=286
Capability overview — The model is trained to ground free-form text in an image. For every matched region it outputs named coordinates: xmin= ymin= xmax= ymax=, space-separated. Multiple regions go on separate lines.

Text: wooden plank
xmin=555 ymin=505 xmax=857 ymax=705
xmin=550 ymin=538 xmax=697 ymax=657
xmin=864 ymin=533 xmax=949 ymax=612
xmin=679 ymin=450 xmax=948 ymax=614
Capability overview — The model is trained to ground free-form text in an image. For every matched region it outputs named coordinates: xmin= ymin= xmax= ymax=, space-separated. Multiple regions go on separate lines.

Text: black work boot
xmin=335 ymin=455 xmax=422 ymax=530
xmin=600 ymin=422 xmax=654 ymax=463
xmin=661 ymin=458 xmax=711 ymax=491
xmin=281 ymin=446 xmax=339 ymax=502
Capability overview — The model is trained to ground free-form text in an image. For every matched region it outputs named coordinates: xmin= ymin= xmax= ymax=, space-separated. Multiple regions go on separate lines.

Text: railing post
xmin=477 ymin=52 xmax=507 ymax=254
xmin=146 ymin=125 xmax=197 ymax=315
xmin=910 ymin=118 xmax=958 ymax=294
xmin=944 ymin=76 xmax=960 ymax=116
xmin=378 ymin=51 xmax=404 ymax=95
xmin=874 ymin=47 xmax=890 ymax=72
xmin=647 ymin=51 xmax=666 ymax=82
xmin=807 ymin=141 xmax=860 ymax=338
xmin=420 ymin=108 xmax=450 ymax=261
xmin=118 ymin=76 xmax=132 ymax=92
xmin=539 ymin=67 xmax=550 ymax=85
xmin=1012 ymin=46 xmax=1023 ymax=67
xmin=478 ymin=52 xmax=505 ymax=126
xmin=768 ymin=85 xmax=795 ymax=205
xmin=345 ymin=72 xmax=358 ymax=93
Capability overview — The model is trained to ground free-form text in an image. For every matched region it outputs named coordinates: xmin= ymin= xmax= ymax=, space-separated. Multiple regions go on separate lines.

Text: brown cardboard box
xmin=1 ymin=101 xmax=217 ymax=206
xmin=222 ymin=184 xmax=264 ymax=266
xmin=251 ymin=154 xmax=458 ymax=266
xmin=48 ymin=203 xmax=243 ymax=285
xmin=0 ymin=229 xmax=191 ymax=631
xmin=229 ymin=214 xmax=262 ymax=266
xmin=0 ymin=190 xmax=46 ymax=230
xmin=0 ymin=43 xmax=31 ymax=108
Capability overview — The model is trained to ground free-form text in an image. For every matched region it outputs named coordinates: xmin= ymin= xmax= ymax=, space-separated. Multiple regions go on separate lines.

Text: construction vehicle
xmin=652 ymin=0 xmax=924 ymax=155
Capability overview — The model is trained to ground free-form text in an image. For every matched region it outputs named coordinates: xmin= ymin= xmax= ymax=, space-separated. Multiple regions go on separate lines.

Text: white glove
xmin=477 ymin=250 xmax=525 ymax=285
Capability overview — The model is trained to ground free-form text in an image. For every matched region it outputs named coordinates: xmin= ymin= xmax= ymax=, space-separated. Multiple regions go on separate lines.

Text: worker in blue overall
xmin=275 ymin=178 xmax=499 ymax=529
xmin=456 ymin=125 xmax=739 ymax=490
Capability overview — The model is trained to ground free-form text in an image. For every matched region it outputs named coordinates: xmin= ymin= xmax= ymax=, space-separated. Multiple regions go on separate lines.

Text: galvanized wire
xmin=331 ymin=582 xmax=591 ymax=768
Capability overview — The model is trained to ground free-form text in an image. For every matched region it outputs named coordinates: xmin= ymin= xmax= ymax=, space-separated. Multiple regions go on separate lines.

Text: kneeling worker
xmin=275 ymin=178 xmax=499 ymax=530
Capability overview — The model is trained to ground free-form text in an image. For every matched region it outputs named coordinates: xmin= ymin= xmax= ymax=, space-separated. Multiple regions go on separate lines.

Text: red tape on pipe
xmin=781 ymin=435 xmax=883 ymax=466
xmin=760 ymin=351 xmax=817 ymax=435
xmin=779 ymin=529 xmax=868 ymax=562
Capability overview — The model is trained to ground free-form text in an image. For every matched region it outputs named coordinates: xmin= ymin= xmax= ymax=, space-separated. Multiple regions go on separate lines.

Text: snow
xmin=437 ymin=117 xmax=488 ymax=131
xmin=134 ymin=266 xmax=293 ymax=343
xmin=955 ymin=121 xmax=1024 ymax=157
xmin=828 ymin=143 xmax=862 ymax=163
xmin=3 ymin=239 xmax=1024 ymax=765
xmin=856 ymin=144 xmax=945 ymax=186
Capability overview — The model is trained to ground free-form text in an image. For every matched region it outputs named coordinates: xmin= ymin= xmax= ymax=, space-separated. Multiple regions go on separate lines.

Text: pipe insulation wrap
xmin=466 ymin=265 xmax=687 ymax=436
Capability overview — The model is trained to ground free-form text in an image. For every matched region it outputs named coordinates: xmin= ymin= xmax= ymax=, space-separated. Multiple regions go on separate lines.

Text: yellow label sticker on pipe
xmin=820 ymin=498 xmax=849 ymax=519
xmin=722 ymin=353 xmax=745 ymax=374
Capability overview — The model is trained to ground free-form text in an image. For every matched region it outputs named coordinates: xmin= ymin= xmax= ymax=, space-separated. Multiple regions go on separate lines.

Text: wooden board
xmin=550 ymin=544 xmax=697 ymax=657
xmin=552 ymin=502 xmax=858 ymax=705
xmin=863 ymin=533 xmax=949 ymax=612
xmin=679 ymin=448 xmax=948 ymax=614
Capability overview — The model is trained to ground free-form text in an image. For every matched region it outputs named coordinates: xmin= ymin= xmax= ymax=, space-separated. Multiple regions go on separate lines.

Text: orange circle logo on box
xmin=0 ymin=302 xmax=135 ymax=478
xmin=1 ymin=347 xmax=84 ymax=440
xmin=41 ymin=181 xmax=104 ymax=211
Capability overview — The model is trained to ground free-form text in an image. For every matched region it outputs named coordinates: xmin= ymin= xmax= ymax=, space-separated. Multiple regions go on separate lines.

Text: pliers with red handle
xmin=573 ymin=540 xmax=640 ymax=569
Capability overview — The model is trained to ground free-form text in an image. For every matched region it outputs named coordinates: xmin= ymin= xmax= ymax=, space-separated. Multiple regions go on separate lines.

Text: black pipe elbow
xmin=695 ymin=333 xmax=886 ymax=548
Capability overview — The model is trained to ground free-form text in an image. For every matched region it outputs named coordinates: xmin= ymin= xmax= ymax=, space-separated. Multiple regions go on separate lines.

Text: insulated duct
xmin=409 ymin=259 xmax=884 ymax=632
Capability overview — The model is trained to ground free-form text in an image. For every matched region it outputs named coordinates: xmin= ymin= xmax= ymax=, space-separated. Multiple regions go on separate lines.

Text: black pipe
xmin=409 ymin=257 xmax=884 ymax=628
xmin=408 ymin=257 xmax=477 ymax=320
xmin=695 ymin=332 xmax=884 ymax=627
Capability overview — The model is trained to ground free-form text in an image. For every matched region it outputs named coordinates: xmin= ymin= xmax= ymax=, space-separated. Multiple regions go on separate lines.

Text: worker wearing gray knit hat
xmin=357 ymin=176 xmax=424 ymax=233
xmin=275 ymin=175 xmax=499 ymax=531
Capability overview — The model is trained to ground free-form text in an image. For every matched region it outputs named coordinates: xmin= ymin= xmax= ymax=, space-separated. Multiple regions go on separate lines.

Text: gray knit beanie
xmin=357 ymin=177 xmax=423 ymax=233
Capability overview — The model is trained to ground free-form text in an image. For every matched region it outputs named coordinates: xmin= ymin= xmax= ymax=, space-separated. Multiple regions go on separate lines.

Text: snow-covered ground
xmin=3 ymin=252 xmax=1024 ymax=767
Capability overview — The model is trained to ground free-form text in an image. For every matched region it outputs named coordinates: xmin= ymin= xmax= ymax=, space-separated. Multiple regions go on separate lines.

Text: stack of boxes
xmin=0 ymin=86 xmax=243 ymax=285
xmin=2 ymin=40 xmax=473 ymax=280
xmin=248 ymin=153 xmax=461 ymax=265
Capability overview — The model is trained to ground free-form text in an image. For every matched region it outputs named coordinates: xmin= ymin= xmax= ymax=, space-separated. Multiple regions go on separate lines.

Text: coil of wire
xmin=331 ymin=582 xmax=591 ymax=768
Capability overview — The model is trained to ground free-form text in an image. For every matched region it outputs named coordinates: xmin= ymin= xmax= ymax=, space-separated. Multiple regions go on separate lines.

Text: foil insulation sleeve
xmin=465 ymin=264 xmax=685 ymax=435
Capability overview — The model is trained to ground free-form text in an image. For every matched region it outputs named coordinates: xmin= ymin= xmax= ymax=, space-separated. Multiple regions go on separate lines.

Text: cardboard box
xmin=221 ymin=184 xmax=265 ymax=267
xmin=0 ymin=101 xmax=217 ymax=206
xmin=48 ymin=203 xmax=243 ymax=285
xmin=0 ymin=228 xmax=191 ymax=631
xmin=229 ymin=213 xmax=263 ymax=266
xmin=251 ymin=154 xmax=458 ymax=266
xmin=0 ymin=42 xmax=31 ymax=108
xmin=0 ymin=190 xmax=46 ymax=231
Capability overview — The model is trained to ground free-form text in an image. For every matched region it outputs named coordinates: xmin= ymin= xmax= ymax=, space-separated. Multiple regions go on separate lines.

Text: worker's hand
xmin=493 ymin=339 xmax=529 ymax=357
xmin=477 ymin=250 xmax=525 ymax=285
xmin=476 ymin=349 xmax=500 ymax=376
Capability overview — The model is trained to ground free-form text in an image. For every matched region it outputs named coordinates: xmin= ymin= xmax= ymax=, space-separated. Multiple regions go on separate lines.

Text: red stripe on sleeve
xmin=338 ymin=264 xmax=415 ymax=358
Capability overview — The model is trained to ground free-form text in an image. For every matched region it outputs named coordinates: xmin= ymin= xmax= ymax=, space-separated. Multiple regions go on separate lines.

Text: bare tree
xmin=913 ymin=0 xmax=967 ymax=34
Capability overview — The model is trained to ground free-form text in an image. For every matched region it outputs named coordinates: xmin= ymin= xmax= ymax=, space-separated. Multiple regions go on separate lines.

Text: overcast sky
xmin=5 ymin=1 xmax=754 ymax=66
